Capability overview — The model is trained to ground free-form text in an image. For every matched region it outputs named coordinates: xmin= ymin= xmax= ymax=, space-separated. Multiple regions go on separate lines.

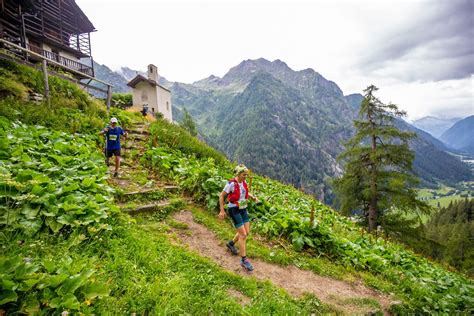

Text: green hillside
xmin=167 ymin=59 xmax=471 ymax=201
xmin=1 ymin=60 xmax=473 ymax=314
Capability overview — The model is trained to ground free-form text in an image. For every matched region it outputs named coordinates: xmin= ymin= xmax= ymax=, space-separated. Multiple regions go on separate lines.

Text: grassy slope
xmin=1 ymin=59 xmax=473 ymax=314
xmin=0 ymin=60 xmax=328 ymax=314
xmin=142 ymin=100 xmax=474 ymax=313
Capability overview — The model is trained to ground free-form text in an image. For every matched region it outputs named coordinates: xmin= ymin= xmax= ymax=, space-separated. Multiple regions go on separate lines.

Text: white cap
xmin=110 ymin=117 xmax=118 ymax=123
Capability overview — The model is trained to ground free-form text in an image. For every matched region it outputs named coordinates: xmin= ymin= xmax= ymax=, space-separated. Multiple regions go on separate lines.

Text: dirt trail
xmin=114 ymin=120 xmax=395 ymax=314
xmin=172 ymin=210 xmax=396 ymax=314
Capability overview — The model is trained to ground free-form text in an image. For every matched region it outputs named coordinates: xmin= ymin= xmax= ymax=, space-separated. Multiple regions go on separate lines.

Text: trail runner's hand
xmin=218 ymin=210 xmax=226 ymax=220
xmin=250 ymin=194 xmax=259 ymax=204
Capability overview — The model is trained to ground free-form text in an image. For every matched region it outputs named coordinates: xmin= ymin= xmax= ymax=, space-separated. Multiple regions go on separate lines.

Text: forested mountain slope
xmin=164 ymin=59 xmax=472 ymax=197
xmin=441 ymin=115 xmax=474 ymax=154
xmin=425 ymin=199 xmax=474 ymax=275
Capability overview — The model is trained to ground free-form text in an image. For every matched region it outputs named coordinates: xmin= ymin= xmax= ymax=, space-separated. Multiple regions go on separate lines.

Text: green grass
xmin=1 ymin=211 xmax=332 ymax=314
xmin=116 ymin=188 xmax=170 ymax=204
xmin=86 ymin=213 xmax=332 ymax=314
xmin=149 ymin=118 xmax=228 ymax=166
xmin=331 ymin=296 xmax=381 ymax=310
xmin=418 ymin=183 xmax=473 ymax=208
xmin=187 ymin=204 xmax=398 ymax=294
xmin=429 ymin=195 xmax=467 ymax=208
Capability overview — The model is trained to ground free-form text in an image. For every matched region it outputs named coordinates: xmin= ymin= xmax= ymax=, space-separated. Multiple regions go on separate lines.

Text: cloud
xmin=358 ymin=0 xmax=474 ymax=82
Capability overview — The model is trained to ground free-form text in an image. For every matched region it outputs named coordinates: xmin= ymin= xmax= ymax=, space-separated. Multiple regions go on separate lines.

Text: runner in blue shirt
xmin=99 ymin=117 xmax=127 ymax=177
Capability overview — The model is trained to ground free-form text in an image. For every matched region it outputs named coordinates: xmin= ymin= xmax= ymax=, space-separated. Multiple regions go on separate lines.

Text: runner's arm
xmin=121 ymin=128 xmax=128 ymax=138
xmin=218 ymin=191 xmax=227 ymax=219
xmin=99 ymin=127 xmax=109 ymax=135
xmin=248 ymin=193 xmax=259 ymax=203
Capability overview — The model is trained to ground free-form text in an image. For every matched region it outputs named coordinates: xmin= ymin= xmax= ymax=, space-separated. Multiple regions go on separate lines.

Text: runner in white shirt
xmin=219 ymin=164 xmax=258 ymax=271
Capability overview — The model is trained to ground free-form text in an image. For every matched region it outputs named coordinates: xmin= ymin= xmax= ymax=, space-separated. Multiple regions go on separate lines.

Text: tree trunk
xmin=368 ymin=107 xmax=378 ymax=232
xmin=368 ymin=193 xmax=377 ymax=232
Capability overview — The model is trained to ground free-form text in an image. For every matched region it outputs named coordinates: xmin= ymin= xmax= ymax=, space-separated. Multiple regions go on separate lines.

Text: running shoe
xmin=240 ymin=258 xmax=254 ymax=271
xmin=226 ymin=241 xmax=238 ymax=255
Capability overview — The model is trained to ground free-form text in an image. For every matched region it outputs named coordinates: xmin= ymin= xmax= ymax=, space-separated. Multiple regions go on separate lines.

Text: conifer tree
xmin=334 ymin=85 xmax=430 ymax=232
xmin=180 ymin=108 xmax=198 ymax=137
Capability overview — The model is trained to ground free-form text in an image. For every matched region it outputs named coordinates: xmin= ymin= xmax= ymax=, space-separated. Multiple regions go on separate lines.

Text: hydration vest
xmin=227 ymin=178 xmax=249 ymax=205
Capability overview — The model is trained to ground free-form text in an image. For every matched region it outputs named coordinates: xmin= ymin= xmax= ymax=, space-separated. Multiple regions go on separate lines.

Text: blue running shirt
xmin=105 ymin=126 xmax=124 ymax=150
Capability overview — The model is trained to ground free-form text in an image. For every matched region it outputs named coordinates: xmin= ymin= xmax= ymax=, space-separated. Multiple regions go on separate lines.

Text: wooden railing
xmin=25 ymin=43 xmax=94 ymax=77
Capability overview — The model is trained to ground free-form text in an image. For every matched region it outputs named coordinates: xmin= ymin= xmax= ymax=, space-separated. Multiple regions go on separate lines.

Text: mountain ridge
xmin=440 ymin=115 xmax=474 ymax=154
xmin=412 ymin=116 xmax=462 ymax=138
xmin=94 ymin=58 xmax=472 ymax=197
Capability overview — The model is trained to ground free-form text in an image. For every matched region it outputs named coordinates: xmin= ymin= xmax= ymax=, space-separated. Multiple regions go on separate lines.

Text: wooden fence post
xmin=42 ymin=60 xmax=50 ymax=105
xmin=106 ymin=84 xmax=112 ymax=113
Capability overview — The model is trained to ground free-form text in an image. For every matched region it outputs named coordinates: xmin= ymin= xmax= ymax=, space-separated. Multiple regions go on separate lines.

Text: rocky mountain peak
xmin=118 ymin=66 xmax=144 ymax=81
xmin=192 ymin=74 xmax=224 ymax=88
xmin=222 ymin=58 xmax=293 ymax=85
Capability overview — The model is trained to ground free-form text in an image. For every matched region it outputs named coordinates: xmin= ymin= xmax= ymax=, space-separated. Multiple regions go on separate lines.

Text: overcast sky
xmin=76 ymin=0 xmax=473 ymax=120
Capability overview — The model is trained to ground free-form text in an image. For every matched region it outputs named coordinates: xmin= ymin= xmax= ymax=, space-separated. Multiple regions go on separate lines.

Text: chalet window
xmin=166 ymin=102 xmax=169 ymax=111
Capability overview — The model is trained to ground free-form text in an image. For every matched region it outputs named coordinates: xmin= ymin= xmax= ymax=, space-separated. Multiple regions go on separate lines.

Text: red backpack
xmin=227 ymin=178 xmax=249 ymax=205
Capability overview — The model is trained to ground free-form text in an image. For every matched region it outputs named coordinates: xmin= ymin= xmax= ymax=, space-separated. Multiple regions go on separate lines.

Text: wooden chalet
xmin=0 ymin=0 xmax=96 ymax=78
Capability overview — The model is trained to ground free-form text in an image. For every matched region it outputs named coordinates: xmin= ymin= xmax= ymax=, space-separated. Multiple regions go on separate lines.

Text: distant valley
xmin=412 ymin=116 xmax=461 ymax=139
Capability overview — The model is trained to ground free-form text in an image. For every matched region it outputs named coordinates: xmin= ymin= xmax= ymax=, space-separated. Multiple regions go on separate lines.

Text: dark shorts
xmin=106 ymin=149 xmax=121 ymax=158
xmin=228 ymin=207 xmax=249 ymax=229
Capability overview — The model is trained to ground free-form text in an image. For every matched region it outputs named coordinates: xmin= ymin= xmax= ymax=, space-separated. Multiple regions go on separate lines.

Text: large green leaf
xmin=21 ymin=204 xmax=39 ymax=219
xmin=37 ymin=274 xmax=68 ymax=289
xmin=57 ymin=214 xmax=75 ymax=225
xmin=292 ymin=234 xmax=305 ymax=251
xmin=15 ymin=262 xmax=39 ymax=279
xmin=18 ymin=218 xmax=42 ymax=234
xmin=81 ymin=176 xmax=96 ymax=188
xmin=1 ymin=278 xmax=16 ymax=290
xmin=61 ymin=293 xmax=81 ymax=309
xmin=20 ymin=296 xmax=40 ymax=313
xmin=0 ymin=289 xmax=18 ymax=304
xmin=18 ymin=278 xmax=40 ymax=291
xmin=62 ymin=182 xmax=80 ymax=194
xmin=56 ymin=269 xmax=94 ymax=296
xmin=46 ymin=217 xmax=64 ymax=233
xmin=81 ymin=282 xmax=109 ymax=299
xmin=41 ymin=259 xmax=56 ymax=274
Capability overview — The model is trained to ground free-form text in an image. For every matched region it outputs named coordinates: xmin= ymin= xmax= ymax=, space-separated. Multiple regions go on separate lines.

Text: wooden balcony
xmin=25 ymin=43 xmax=94 ymax=77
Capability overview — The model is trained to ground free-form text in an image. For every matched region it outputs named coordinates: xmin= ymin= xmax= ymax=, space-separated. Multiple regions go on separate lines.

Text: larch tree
xmin=334 ymin=85 xmax=430 ymax=232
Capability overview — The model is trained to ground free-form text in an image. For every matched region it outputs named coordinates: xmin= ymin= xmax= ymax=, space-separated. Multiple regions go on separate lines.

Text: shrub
xmin=111 ymin=93 xmax=132 ymax=108
xmin=149 ymin=118 xmax=228 ymax=166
